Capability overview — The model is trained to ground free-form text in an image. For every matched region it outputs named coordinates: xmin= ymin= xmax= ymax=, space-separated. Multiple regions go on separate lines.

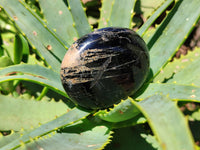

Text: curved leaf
xmin=134 ymin=94 xmax=195 ymax=150
xmin=0 ymin=0 xmax=67 ymax=72
xmin=96 ymin=98 xmax=140 ymax=122
xmin=137 ymin=0 xmax=174 ymax=37
xmin=154 ymin=47 xmax=200 ymax=83
xmin=39 ymin=0 xmax=78 ymax=45
xmin=0 ymin=108 xmax=91 ymax=150
xmin=0 ymin=75 xmax=66 ymax=97
xmin=24 ymin=122 xmax=112 ymax=150
xmin=136 ymin=83 xmax=200 ymax=103
xmin=0 ymin=64 xmax=67 ymax=96
xmin=148 ymin=0 xmax=200 ymax=77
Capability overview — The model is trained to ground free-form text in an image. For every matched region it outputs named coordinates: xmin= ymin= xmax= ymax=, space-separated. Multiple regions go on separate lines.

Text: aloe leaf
xmin=0 ymin=74 xmax=67 ymax=97
xmin=136 ymin=83 xmax=200 ymax=102
xmin=154 ymin=47 xmax=200 ymax=83
xmin=107 ymin=0 xmax=136 ymax=28
xmin=134 ymin=94 xmax=195 ymax=150
xmin=137 ymin=0 xmax=174 ymax=37
xmin=98 ymin=81 xmax=200 ymax=123
xmin=139 ymin=0 xmax=165 ymax=20
xmin=98 ymin=0 xmax=114 ymax=28
xmin=148 ymin=0 xmax=200 ymax=77
xmin=166 ymin=49 xmax=200 ymax=86
xmin=0 ymin=108 xmax=91 ymax=150
xmin=68 ymin=0 xmax=92 ymax=37
xmin=0 ymin=0 xmax=67 ymax=72
xmin=0 ymin=64 xmax=59 ymax=82
xmin=38 ymin=0 xmax=78 ymax=45
xmin=0 ymin=94 xmax=71 ymax=131
xmin=24 ymin=125 xmax=111 ymax=150
xmin=14 ymin=34 xmax=29 ymax=64
xmin=0 ymin=64 xmax=66 ymax=96
xmin=96 ymin=97 xmax=140 ymax=122
xmin=22 ymin=117 xmax=112 ymax=150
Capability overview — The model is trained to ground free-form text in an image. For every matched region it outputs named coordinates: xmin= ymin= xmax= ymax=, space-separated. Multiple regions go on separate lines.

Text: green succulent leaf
xmin=148 ymin=0 xmax=200 ymax=78
xmin=68 ymin=0 xmax=92 ymax=37
xmin=99 ymin=0 xmax=136 ymax=28
xmin=136 ymin=83 xmax=200 ymax=103
xmin=107 ymin=0 xmax=136 ymax=28
xmin=139 ymin=0 xmax=165 ymax=20
xmin=134 ymin=94 xmax=195 ymax=150
xmin=24 ymin=125 xmax=112 ymax=150
xmin=0 ymin=64 xmax=66 ymax=96
xmin=0 ymin=0 xmax=67 ymax=73
xmin=154 ymin=47 xmax=200 ymax=83
xmin=96 ymin=97 xmax=140 ymax=123
xmin=166 ymin=48 xmax=200 ymax=86
xmin=0 ymin=108 xmax=91 ymax=150
xmin=38 ymin=0 xmax=78 ymax=45
xmin=0 ymin=94 xmax=71 ymax=131
xmin=137 ymin=0 xmax=174 ymax=37
xmin=98 ymin=0 xmax=114 ymax=28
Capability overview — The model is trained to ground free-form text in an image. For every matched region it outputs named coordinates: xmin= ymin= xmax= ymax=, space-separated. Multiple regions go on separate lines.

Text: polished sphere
xmin=60 ymin=27 xmax=149 ymax=110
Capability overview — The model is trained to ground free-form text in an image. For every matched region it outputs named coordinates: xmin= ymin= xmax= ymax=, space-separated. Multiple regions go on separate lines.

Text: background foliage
xmin=0 ymin=0 xmax=200 ymax=149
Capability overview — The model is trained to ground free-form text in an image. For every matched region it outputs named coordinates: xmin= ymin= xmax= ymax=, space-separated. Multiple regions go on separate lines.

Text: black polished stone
xmin=60 ymin=27 xmax=150 ymax=110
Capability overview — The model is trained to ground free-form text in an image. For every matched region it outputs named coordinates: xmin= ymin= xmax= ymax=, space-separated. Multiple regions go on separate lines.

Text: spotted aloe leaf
xmin=98 ymin=0 xmax=113 ymax=28
xmin=38 ymin=0 xmax=78 ymax=45
xmin=99 ymin=0 xmax=136 ymax=28
xmin=0 ymin=64 xmax=67 ymax=97
xmin=0 ymin=0 xmax=67 ymax=73
xmin=68 ymin=0 xmax=92 ymax=37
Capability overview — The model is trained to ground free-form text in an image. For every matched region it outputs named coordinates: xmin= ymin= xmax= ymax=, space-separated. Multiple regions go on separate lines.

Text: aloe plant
xmin=0 ymin=0 xmax=200 ymax=149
